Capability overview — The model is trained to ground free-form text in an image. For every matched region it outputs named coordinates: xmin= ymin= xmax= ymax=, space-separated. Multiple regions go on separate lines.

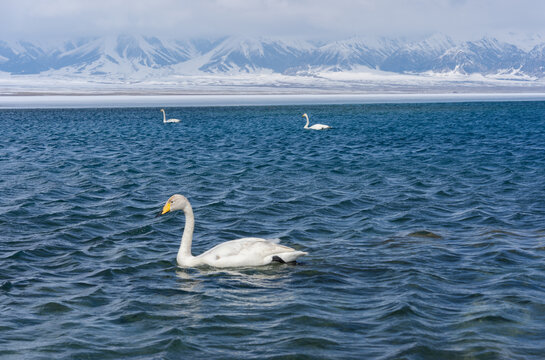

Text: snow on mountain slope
xmin=312 ymin=37 xmax=402 ymax=71
xmin=380 ymin=34 xmax=457 ymax=73
xmin=522 ymin=43 xmax=545 ymax=76
xmin=198 ymin=36 xmax=316 ymax=74
xmin=434 ymin=37 xmax=526 ymax=75
xmin=0 ymin=33 xmax=544 ymax=94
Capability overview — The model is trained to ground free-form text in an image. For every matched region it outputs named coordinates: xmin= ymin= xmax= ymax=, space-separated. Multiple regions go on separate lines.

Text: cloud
xmin=1 ymin=0 xmax=544 ymax=41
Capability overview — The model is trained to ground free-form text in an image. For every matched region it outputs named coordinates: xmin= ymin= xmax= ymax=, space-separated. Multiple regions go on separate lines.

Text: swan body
xmin=161 ymin=109 xmax=181 ymax=123
xmin=159 ymin=194 xmax=307 ymax=268
xmin=302 ymin=113 xmax=330 ymax=130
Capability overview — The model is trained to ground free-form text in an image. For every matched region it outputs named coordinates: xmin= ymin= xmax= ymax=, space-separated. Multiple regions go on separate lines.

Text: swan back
xmin=197 ymin=237 xmax=307 ymax=267
xmin=309 ymin=124 xmax=331 ymax=130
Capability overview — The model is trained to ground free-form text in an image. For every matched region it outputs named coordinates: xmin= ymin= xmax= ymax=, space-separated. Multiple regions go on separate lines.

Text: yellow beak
xmin=161 ymin=202 xmax=171 ymax=215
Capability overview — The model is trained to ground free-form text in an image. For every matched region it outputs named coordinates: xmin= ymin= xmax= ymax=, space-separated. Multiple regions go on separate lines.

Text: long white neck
xmin=303 ymin=114 xmax=309 ymax=128
xmin=162 ymin=110 xmax=166 ymax=123
xmin=177 ymin=203 xmax=195 ymax=265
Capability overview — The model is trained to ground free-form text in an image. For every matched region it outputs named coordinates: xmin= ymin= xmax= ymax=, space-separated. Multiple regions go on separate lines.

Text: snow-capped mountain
xmin=197 ymin=36 xmax=316 ymax=73
xmin=432 ymin=37 xmax=526 ymax=75
xmin=1 ymin=33 xmax=544 ymax=92
xmin=381 ymin=34 xmax=457 ymax=73
xmin=309 ymin=37 xmax=403 ymax=71
xmin=0 ymin=36 xmax=217 ymax=75
xmin=522 ymin=43 xmax=545 ymax=76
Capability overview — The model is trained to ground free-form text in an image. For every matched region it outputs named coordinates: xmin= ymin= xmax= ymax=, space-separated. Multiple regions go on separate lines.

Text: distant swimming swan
xmin=158 ymin=194 xmax=307 ymax=267
xmin=160 ymin=109 xmax=181 ymax=123
xmin=302 ymin=113 xmax=330 ymax=130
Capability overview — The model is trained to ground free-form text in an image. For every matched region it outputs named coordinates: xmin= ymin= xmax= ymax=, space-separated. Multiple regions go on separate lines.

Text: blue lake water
xmin=1 ymin=101 xmax=545 ymax=359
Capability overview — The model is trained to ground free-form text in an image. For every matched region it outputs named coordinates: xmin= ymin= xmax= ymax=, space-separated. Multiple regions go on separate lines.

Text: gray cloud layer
xmin=1 ymin=0 xmax=544 ymax=41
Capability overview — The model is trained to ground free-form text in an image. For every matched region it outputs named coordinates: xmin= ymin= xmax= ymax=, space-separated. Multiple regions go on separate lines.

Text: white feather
xmin=302 ymin=113 xmax=331 ymax=130
xmin=160 ymin=195 xmax=307 ymax=268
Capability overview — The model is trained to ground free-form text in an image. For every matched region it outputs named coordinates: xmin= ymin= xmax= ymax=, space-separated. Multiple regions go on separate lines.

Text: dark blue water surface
xmin=1 ymin=101 xmax=545 ymax=359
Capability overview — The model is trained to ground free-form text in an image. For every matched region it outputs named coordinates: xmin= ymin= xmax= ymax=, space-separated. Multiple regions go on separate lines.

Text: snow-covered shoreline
xmin=2 ymin=71 xmax=545 ymax=97
xmin=2 ymin=92 xmax=545 ymax=109
xmin=3 ymin=62 xmax=545 ymax=108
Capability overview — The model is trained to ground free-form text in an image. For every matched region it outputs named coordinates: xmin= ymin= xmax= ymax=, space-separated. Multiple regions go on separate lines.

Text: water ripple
xmin=1 ymin=102 xmax=545 ymax=359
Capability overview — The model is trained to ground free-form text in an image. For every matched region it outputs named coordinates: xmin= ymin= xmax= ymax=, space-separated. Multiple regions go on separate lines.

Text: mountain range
xmin=1 ymin=34 xmax=544 ymax=93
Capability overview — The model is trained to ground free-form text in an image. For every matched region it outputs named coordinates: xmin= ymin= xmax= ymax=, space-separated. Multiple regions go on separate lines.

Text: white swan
xmin=302 ymin=113 xmax=330 ymax=130
xmin=160 ymin=109 xmax=181 ymax=123
xmin=159 ymin=194 xmax=307 ymax=267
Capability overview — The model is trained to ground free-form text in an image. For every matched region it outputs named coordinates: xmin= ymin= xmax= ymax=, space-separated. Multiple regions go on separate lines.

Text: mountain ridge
xmin=1 ymin=34 xmax=544 ymax=80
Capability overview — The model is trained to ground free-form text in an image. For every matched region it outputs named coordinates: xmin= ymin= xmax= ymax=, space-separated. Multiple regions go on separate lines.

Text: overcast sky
xmin=1 ymin=0 xmax=544 ymax=41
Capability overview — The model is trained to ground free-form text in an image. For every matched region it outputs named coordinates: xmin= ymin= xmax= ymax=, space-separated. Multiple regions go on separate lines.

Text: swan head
xmin=160 ymin=109 xmax=165 ymax=112
xmin=302 ymin=113 xmax=308 ymax=118
xmin=160 ymin=194 xmax=190 ymax=215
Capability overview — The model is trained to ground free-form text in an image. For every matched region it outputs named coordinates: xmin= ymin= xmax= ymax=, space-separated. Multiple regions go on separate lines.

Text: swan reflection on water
xmin=174 ymin=266 xmax=297 ymax=313
xmin=175 ymin=264 xmax=294 ymax=289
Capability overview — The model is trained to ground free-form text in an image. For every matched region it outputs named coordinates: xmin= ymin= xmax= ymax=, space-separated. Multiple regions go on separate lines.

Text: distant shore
xmin=2 ymin=92 xmax=545 ymax=109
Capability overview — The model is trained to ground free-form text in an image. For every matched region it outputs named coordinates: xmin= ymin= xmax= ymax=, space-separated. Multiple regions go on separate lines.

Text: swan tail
xmin=271 ymin=251 xmax=307 ymax=264
xmin=272 ymin=255 xmax=287 ymax=264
